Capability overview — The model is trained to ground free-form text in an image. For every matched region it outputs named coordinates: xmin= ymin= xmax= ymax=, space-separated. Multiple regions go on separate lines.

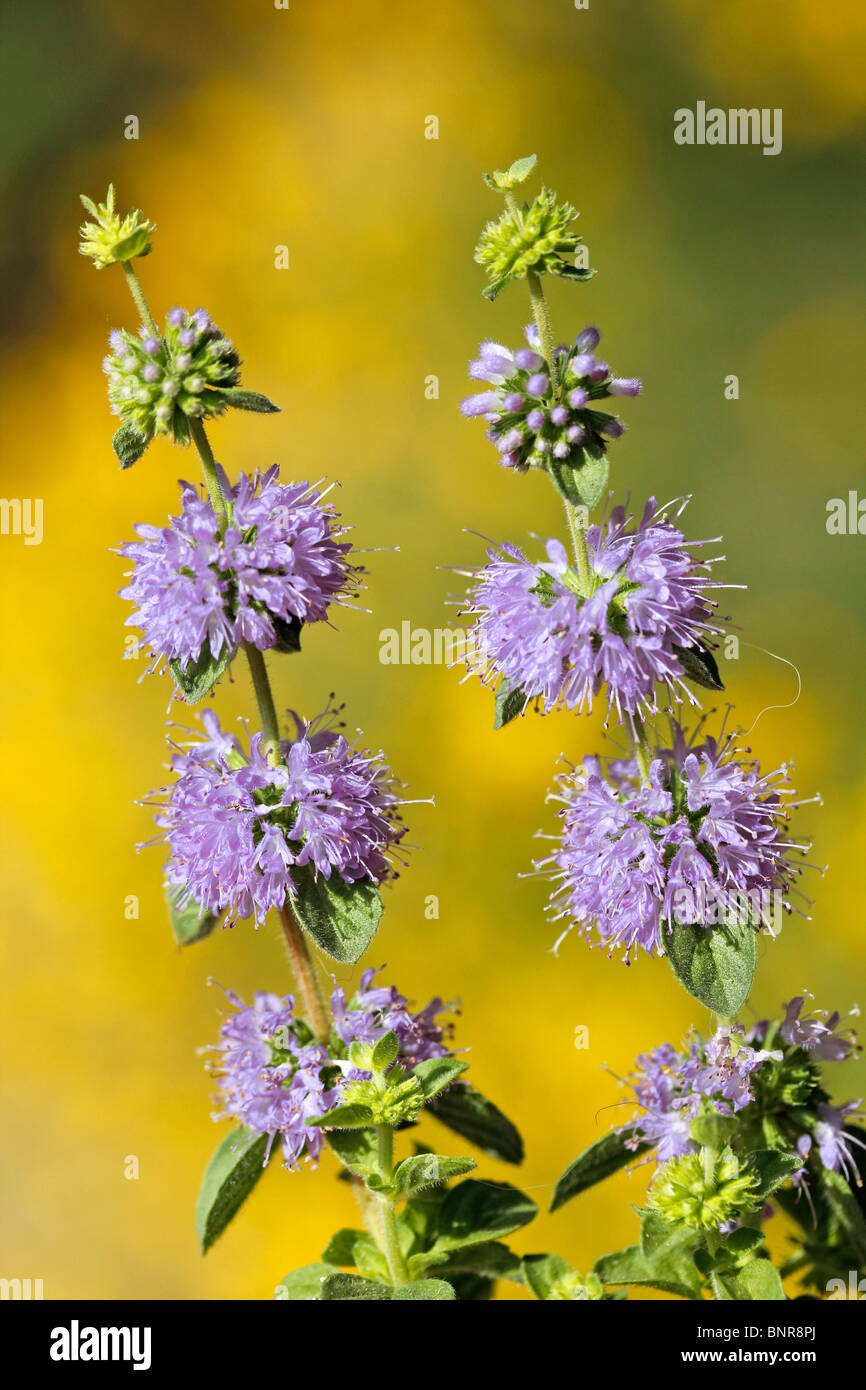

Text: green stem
xmin=243 ymin=641 xmax=282 ymax=758
xmin=563 ymin=498 xmax=591 ymax=593
xmin=632 ymin=717 xmax=652 ymax=786
xmin=121 ymin=261 xmax=159 ymax=338
xmin=526 ymin=270 xmax=558 ymax=385
xmin=276 ymin=902 xmax=330 ymax=1040
xmin=376 ymin=1126 xmax=408 ymax=1287
xmin=188 ymin=416 xmax=228 ymax=516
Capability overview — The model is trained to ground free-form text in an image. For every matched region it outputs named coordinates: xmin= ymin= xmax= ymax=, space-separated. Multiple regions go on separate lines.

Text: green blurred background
xmin=1 ymin=0 xmax=865 ymax=1299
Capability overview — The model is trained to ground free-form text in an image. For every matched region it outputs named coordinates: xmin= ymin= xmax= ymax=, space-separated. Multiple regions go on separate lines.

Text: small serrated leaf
xmin=220 ymin=387 xmax=281 ymax=413
xmin=169 ymin=641 xmax=235 ymax=705
xmin=166 ymin=884 xmax=219 ymax=946
xmin=674 ymin=642 xmax=725 ymax=692
xmin=112 ymin=423 xmax=150 ymax=469
xmin=290 ymin=868 xmax=383 ymax=964
xmin=551 ymin=1127 xmax=648 ymax=1211
xmin=494 ymin=677 xmax=526 ymax=729
xmin=195 ymin=1128 xmax=270 ymax=1254
xmin=665 ymin=916 xmax=757 ymax=1015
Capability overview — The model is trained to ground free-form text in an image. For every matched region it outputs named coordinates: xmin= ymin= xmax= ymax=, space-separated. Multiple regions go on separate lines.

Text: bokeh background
xmin=1 ymin=0 xmax=865 ymax=1300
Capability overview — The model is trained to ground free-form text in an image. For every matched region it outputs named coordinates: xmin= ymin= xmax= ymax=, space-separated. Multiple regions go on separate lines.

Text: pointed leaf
xmin=326 ymin=1127 xmax=380 ymax=1179
xmin=274 ymin=1262 xmax=339 ymax=1300
xmin=665 ymin=916 xmax=757 ymax=1015
xmin=493 ymin=677 xmax=526 ymax=729
xmin=551 ymin=1127 xmax=648 ymax=1211
xmin=290 ymin=869 xmax=383 ymax=964
xmin=818 ymin=1166 xmax=866 ymax=1264
xmin=593 ymin=1243 xmax=701 ymax=1300
xmin=271 ymin=614 xmax=303 ymax=655
xmin=550 ymin=262 xmax=596 ymax=282
xmin=195 ymin=1128 xmax=269 ymax=1254
xmin=547 ymin=439 xmax=610 ymax=511
xmin=221 ymin=387 xmax=280 ymax=413
xmin=167 ymin=885 xmax=219 ymax=946
xmin=319 ymin=1273 xmax=392 ymax=1301
xmin=522 ymin=1252 xmax=573 ymax=1300
xmin=307 ymin=1103 xmax=375 ymax=1130
xmin=413 ymin=1056 xmax=468 ymax=1102
xmin=170 ymin=641 xmax=236 ymax=705
xmin=391 ymin=1153 xmax=476 ymax=1199
xmin=410 ymin=1180 xmax=537 ymax=1274
xmin=674 ymin=642 xmax=725 ymax=692
xmin=750 ymin=1149 xmax=802 ymax=1204
xmin=392 ymin=1279 xmax=456 ymax=1300
xmin=112 ymin=423 xmax=150 ymax=469
xmin=429 ymin=1082 xmax=524 ymax=1164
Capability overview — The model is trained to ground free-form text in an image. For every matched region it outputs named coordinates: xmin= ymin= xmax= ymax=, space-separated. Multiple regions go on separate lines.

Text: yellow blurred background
xmin=1 ymin=0 xmax=865 ymax=1299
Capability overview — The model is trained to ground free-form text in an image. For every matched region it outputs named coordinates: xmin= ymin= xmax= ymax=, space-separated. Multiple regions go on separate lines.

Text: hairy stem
xmin=632 ymin=717 xmax=652 ymax=786
xmin=188 ymin=415 xmax=228 ymax=516
xmin=243 ymin=641 xmax=282 ymax=758
xmin=277 ymin=902 xmax=330 ymax=1041
xmin=563 ymin=497 xmax=591 ymax=593
xmin=121 ymin=261 xmax=159 ymax=339
xmin=376 ymin=1126 xmax=408 ymax=1287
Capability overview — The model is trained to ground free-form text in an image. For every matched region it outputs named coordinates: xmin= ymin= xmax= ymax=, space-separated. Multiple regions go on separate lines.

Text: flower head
xmin=104 ymin=306 xmax=245 ymax=445
xmin=780 ymin=994 xmax=860 ymax=1062
xmin=210 ymin=988 xmax=338 ymax=1168
xmin=474 ymin=189 xmax=586 ymax=298
xmin=329 ymin=966 xmax=452 ymax=1070
xmin=539 ymin=717 xmax=810 ymax=961
xmin=120 ymin=469 xmax=359 ymax=675
xmin=152 ymin=709 xmax=405 ymax=926
xmin=647 ymin=1149 xmax=759 ymax=1230
xmin=461 ymin=324 xmax=636 ymax=471
xmin=462 ymin=498 xmax=727 ymax=727
xmin=79 ymin=185 xmax=155 ymax=268
xmin=208 ymin=975 xmax=453 ymax=1167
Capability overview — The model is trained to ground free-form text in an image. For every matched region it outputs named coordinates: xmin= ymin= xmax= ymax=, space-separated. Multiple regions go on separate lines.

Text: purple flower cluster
xmin=617 ymin=1006 xmax=862 ymax=1183
xmin=119 ymin=467 xmax=358 ymax=674
xmin=209 ymin=973 xmax=452 ymax=1169
xmin=212 ymin=988 xmax=338 ymax=1168
xmin=462 ymin=498 xmax=727 ymax=726
xmin=330 ymin=966 xmax=452 ymax=1071
xmin=152 ymin=710 xmax=405 ymax=925
xmin=539 ymin=719 xmax=809 ymax=961
xmin=461 ymin=324 xmax=639 ymax=472
xmin=622 ymin=1029 xmax=780 ymax=1162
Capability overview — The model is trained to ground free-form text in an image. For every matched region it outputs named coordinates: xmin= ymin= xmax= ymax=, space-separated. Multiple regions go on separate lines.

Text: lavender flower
xmin=329 ymin=966 xmax=452 ymax=1070
xmin=461 ymin=324 xmax=638 ymax=471
xmin=151 ymin=709 xmax=405 ymax=926
xmin=209 ymin=975 xmax=452 ymax=1167
xmin=614 ymin=1006 xmax=861 ymax=1185
xmin=461 ymin=498 xmax=728 ymax=727
xmin=120 ymin=468 xmax=359 ymax=674
xmin=539 ymin=717 xmax=811 ymax=961
xmin=210 ymin=988 xmax=338 ymax=1168
xmin=780 ymin=994 xmax=860 ymax=1062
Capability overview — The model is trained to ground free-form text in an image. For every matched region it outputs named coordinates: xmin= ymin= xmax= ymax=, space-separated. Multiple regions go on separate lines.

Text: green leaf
xmin=371 ymin=1031 xmax=400 ymax=1074
xmin=166 ymin=885 xmax=219 ymax=946
xmin=413 ymin=1056 xmax=468 ymax=1102
xmin=169 ymin=641 xmax=235 ymax=705
xmin=220 ymin=387 xmax=281 ymax=413
xmin=112 ymin=422 xmax=150 ymax=469
xmin=639 ymin=1210 xmax=703 ymax=1262
xmin=271 ymin=614 xmax=303 ymax=655
xmin=291 ymin=869 xmax=383 ymax=964
xmin=321 ymin=1229 xmax=366 ymax=1266
xmin=674 ymin=641 xmax=725 ymax=692
xmin=325 ymin=1127 xmax=379 ymax=1179
xmin=818 ymin=1166 xmax=866 ymax=1264
xmin=319 ymin=1273 xmax=392 ymax=1301
xmin=392 ymin=1279 xmax=456 ymax=1301
xmin=551 ymin=1127 xmax=648 ymax=1211
xmin=723 ymin=1227 xmax=767 ymax=1260
xmin=713 ymin=1258 xmax=787 ymax=1302
xmin=593 ymin=1242 xmax=701 ymax=1301
xmin=274 ymin=1262 xmax=339 ymax=1301
xmin=428 ymin=1082 xmax=524 ymax=1164
xmin=430 ymin=1240 xmax=524 ymax=1284
xmin=522 ymin=1252 xmax=573 ymax=1300
xmin=750 ymin=1149 xmax=803 ymax=1204
xmin=547 ymin=439 xmax=610 ymax=511
xmin=550 ymin=262 xmax=597 ymax=282
xmin=392 ymin=1153 xmax=476 ymax=1199
xmin=493 ymin=677 xmax=526 ymax=729
xmin=665 ymin=916 xmax=757 ymax=1015
xmin=307 ymin=1103 xmax=375 ymax=1130
xmin=506 ymin=153 xmax=537 ymax=185
xmin=195 ymin=1127 xmax=270 ymax=1254
xmin=352 ymin=1233 xmax=391 ymax=1282
xmin=410 ymin=1180 xmax=537 ymax=1275
xmin=481 ymin=276 xmax=510 ymax=302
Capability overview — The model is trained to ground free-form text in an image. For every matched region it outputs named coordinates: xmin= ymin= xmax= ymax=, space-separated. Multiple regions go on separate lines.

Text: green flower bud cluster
xmin=547 ymin=1269 xmax=604 ymax=1301
xmin=341 ymin=1069 xmax=424 ymax=1127
xmin=647 ymin=1149 xmax=760 ymax=1231
xmin=104 ymin=308 xmax=241 ymax=447
xmin=79 ymin=185 xmax=155 ymax=269
xmin=475 ymin=187 xmax=590 ymax=300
